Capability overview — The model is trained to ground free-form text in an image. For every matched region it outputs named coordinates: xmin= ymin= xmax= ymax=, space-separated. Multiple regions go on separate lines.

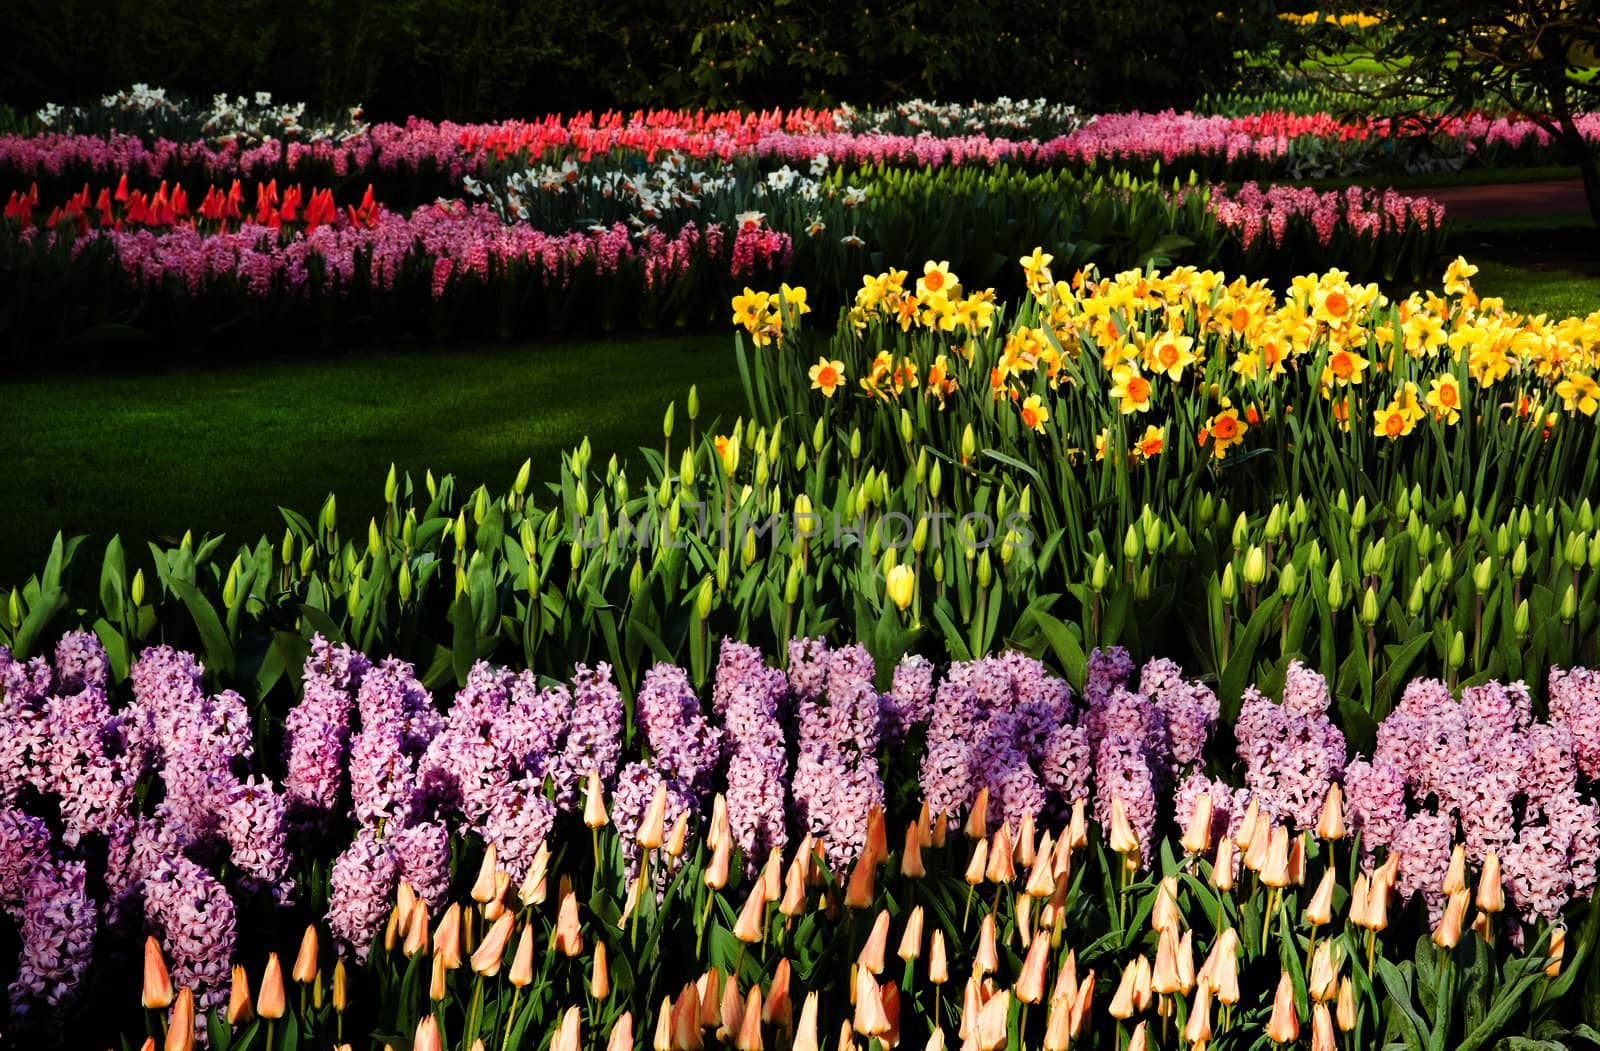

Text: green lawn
xmin=0 ymin=334 xmax=743 ymax=586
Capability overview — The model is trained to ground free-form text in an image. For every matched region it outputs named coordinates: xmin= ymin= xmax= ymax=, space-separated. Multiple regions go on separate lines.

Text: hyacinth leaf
xmin=1372 ymin=633 xmax=1434 ymax=723
xmin=98 ymin=534 xmax=125 ymax=622
xmin=1219 ymin=593 xmax=1283 ymax=717
xmin=1023 ymin=609 xmax=1087 ymax=691
xmin=1413 ymin=935 xmax=1440 ymax=1026
xmin=90 ymin=617 xmax=129 ymax=682
xmin=1376 ymin=958 xmax=1428 ymax=1051
xmin=171 ymin=578 xmax=234 ymax=676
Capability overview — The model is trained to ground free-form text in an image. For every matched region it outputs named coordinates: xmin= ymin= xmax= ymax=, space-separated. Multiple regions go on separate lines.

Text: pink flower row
xmin=1205 ymin=182 xmax=1445 ymax=249
xmin=34 ymin=200 xmax=791 ymax=300
xmin=5 ymin=107 xmax=1595 ymax=184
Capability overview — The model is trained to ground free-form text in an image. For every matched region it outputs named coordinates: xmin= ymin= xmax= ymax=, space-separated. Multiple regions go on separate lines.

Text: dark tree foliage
xmin=0 ymin=0 xmax=1282 ymax=121
xmin=1297 ymin=0 xmax=1600 ymax=228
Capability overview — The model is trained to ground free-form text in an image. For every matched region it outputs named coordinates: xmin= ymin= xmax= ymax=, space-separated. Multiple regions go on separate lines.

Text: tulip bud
xmin=1433 ymin=888 xmax=1469 ymax=949
xmin=1265 ymin=970 xmax=1298 ymax=1044
xmin=1220 ymin=563 xmax=1236 ymax=603
xmin=292 ymin=925 xmax=319 ymax=985
xmin=1182 ymin=793 xmax=1213 ymax=855
xmin=1473 ymin=850 xmax=1505 ymax=914
xmin=1474 ymin=556 xmax=1493 ymax=593
xmin=228 ymin=964 xmax=255 ymax=1026
xmin=1548 ymin=925 xmax=1566 ymax=977
xmin=1562 ymin=583 xmax=1578 ymax=623
xmin=1448 ymin=630 xmax=1466 ymax=672
xmin=1359 ymin=585 xmax=1379 ymax=627
xmin=166 ymin=989 xmax=195 ymax=1051
xmin=257 ymin=954 xmax=286 ymax=1020
xmin=1313 ymin=785 xmax=1344 ymax=842
xmin=886 ymin=564 xmax=915 ymax=612
xmin=143 ymin=936 xmax=174 ymax=1009
xmin=1242 ymin=545 xmax=1268 ymax=586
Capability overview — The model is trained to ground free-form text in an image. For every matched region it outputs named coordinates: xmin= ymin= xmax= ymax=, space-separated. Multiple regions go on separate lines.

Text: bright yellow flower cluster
xmin=848 ymin=261 xmax=999 ymax=337
xmin=1278 ymin=10 xmax=1381 ymax=27
xmin=733 ymin=252 xmax=1600 ymax=466
xmin=731 ymin=283 xmax=810 ymax=347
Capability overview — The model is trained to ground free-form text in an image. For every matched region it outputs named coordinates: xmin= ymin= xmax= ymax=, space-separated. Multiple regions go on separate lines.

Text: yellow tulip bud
xmin=1243 ymin=546 xmax=1267 ymax=586
xmin=886 ymin=565 xmax=915 ymax=612
xmin=1360 ymin=586 xmax=1379 ymax=626
xmin=1220 ymin=563 xmax=1236 ymax=603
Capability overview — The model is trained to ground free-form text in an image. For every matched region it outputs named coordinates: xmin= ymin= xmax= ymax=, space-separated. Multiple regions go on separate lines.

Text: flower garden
xmin=4 ymin=6 xmax=1600 ymax=1050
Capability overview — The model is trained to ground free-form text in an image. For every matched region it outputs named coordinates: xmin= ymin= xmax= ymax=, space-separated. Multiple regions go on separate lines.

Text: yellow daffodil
xmin=808 ymin=357 xmax=845 ymax=398
xmin=1203 ymin=404 xmax=1248 ymax=460
xmin=1425 ymin=374 xmax=1463 ymax=424
xmin=1019 ymin=394 xmax=1049 ymax=433
xmin=1108 ymin=365 xmax=1154 ymax=415
xmin=1144 ymin=331 xmax=1197 ymax=381
xmin=916 ymin=260 xmax=960 ymax=300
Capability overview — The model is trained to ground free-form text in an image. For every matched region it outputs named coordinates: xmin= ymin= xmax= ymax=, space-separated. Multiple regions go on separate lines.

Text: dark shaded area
xmin=0 ymin=0 xmax=1283 ymax=122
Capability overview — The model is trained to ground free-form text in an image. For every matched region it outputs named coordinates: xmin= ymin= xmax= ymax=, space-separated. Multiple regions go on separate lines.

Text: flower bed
xmin=3 ymin=631 xmax=1597 ymax=1049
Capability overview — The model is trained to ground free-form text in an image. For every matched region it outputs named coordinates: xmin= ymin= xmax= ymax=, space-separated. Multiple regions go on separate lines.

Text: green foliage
xmin=0 ymin=0 xmax=1283 ymax=122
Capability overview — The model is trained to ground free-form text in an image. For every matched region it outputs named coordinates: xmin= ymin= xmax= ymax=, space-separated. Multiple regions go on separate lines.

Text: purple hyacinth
xmin=223 ymin=775 xmax=293 ymax=900
xmin=283 ymin=636 xmax=368 ymax=821
xmin=1235 ymin=680 xmax=1345 ymax=830
xmin=52 ymin=631 xmax=109 ymax=695
xmin=1093 ymin=733 xmax=1158 ymax=861
xmin=143 ymin=855 xmax=236 ymax=1012
xmin=327 ymin=828 xmax=399 ymax=962
xmin=551 ymin=663 xmax=626 ymax=805
xmin=611 ymin=762 xmax=695 ymax=887
xmin=1549 ymin=666 xmax=1600 ymax=780
xmin=479 ymin=774 xmax=558 ymax=883
xmin=1341 ymin=758 xmax=1407 ymax=858
xmin=7 ymin=859 xmax=96 ymax=1034
xmin=388 ymin=820 xmax=452 ymax=910
xmin=883 ymin=655 xmax=935 ymax=744
xmin=636 ymin=663 xmax=723 ymax=797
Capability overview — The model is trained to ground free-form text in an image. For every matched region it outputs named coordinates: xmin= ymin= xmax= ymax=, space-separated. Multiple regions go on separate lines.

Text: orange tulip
xmin=859 ymin=909 xmax=891 ymax=974
xmin=1317 ymin=784 xmax=1345 ymax=841
xmin=1265 ymin=970 xmax=1298 ymax=1044
xmin=414 ymin=1015 xmax=443 ymax=1051
xmin=638 ymin=782 xmax=669 ymax=849
xmin=1151 ymin=927 xmax=1182 ymax=996
xmin=1068 ymin=799 xmax=1088 ymax=850
xmin=901 ymin=820 xmax=926 ymax=879
xmin=844 ymin=849 xmax=876 ymax=909
xmin=970 ymin=988 xmax=1006 ymax=1051
xmin=1015 ymin=929 xmax=1050 ymax=1004
xmin=1305 ymin=868 xmax=1335 ymax=926
xmin=143 ymin=936 xmax=174 ymax=1009
xmin=292 ymin=925 xmax=319 ymax=985
xmin=1016 ymin=811 xmax=1037 ymax=867
xmin=552 ymin=1005 xmax=581 ymax=1051
xmin=792 ymin=991 xmax=819 ymax=1051
xmin=471 ymin=845 xmax=500 ymax=904
xmin=1107 ymin=956 xmax=1142 ymax=1019
xmin=435 ymin=903 xmax=464 ymax=969
xmin=1128 ymin=1020 xmax=1147 ymax=1051
xmin=986 ymin=824 xmax=1016 ymax=884
xmin=929 ymin=929 xmax=949 ymax=985
xmin=257 ymin=954 xmax=286 ymax=1020
xmin=974 ymin=913 xmax=998 ymax=977
xmin=1336 ymin=975 xmax=1357 ymax=1032
xmin=1311 ymin=1001 xmax=1336 ymax=1051
xmin=1042 ymin=995 xmax=1072 ymax=1051
xmin=471 ymin=911 xmax=515 ymax=976
xmin=897 ymin=905 xmax=925 ymax=962
xmin=1212 ymin=837 xmax=1237 ymax=892
xmin=778 ymin=856 xmax=807 ymax=917
xmin=165 ymin=988 xmax=195 ymax=1051
xmin=733 ymin=884 xmax=766 ymax=944
xmin=1434 ymin=888 xmax=1469 ymax=950
xmin=1443 ymin=844 xmax=1467 ymax=896
xmin=608 ymin=1013 xmax=635 ymax=1051
xmin=1478 ymin=850 xmax=1505 ymax=914
xmin=1548 ymin=925 xmax=1567 ymax=977
xmin=584 ymin=769 xmax=610 ymax=829
xmin=719 ymin=973 xmax=744 ymax=1042
xmin=1182 ymin=792 xmax=1214 ymax=854
xmin=736 ymin=986 xmax=764 ymax=1051
xmin=764 ymin=958 xmax=792 ymax=1029
xmin=553 ymin=890 xmax=583 ymax=956
xmin=509 ymin=921 xmax=536 ymax=987
xmin=853 ymin=967 xmax=890 ymax=1037
xmin=652 ymin=995 xmax=673 ymax=1051
xmin=965 ymin=787 xmax=989 ymax=842
xmin=1108 ymin=797 xmax=1140 ymax=857
xmin=227 ymin=964 xmax=254 ymax=1026
xmin=1184 ymin=980 xmax=1213 ymax=1045
xmin=865 ymin=806 xmax=889 ymax=868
